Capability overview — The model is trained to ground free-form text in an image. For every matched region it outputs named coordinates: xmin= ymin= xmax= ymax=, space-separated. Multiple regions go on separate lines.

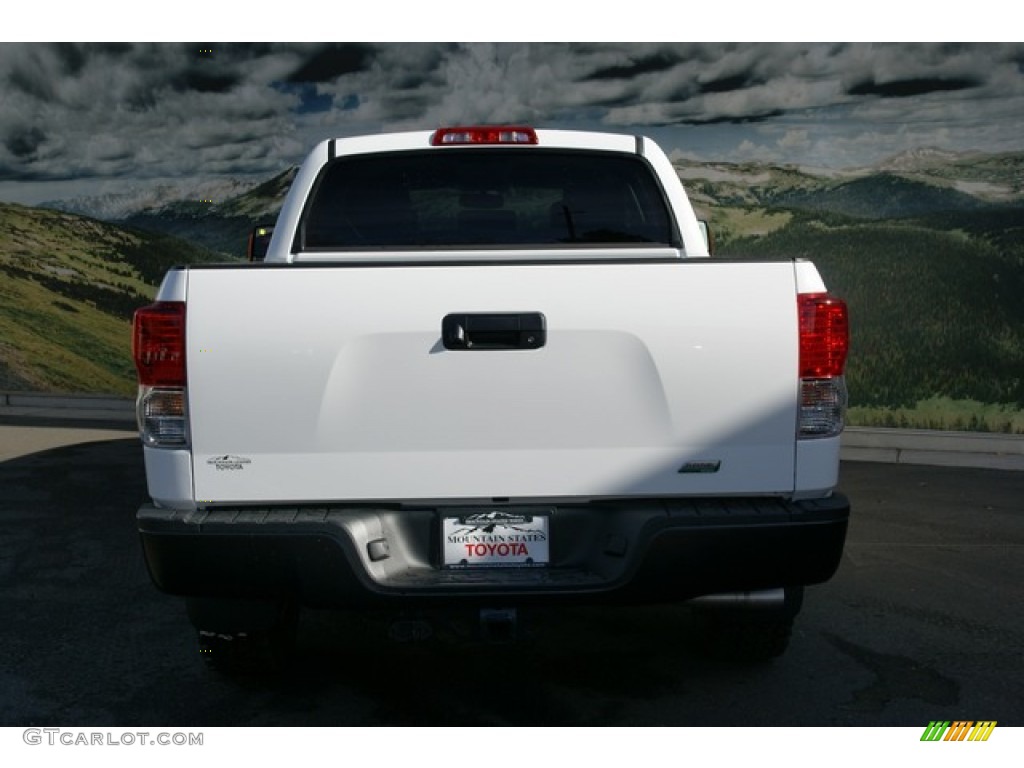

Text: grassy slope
xmin=686 ymin=152 xmax=1024 ymax=432
xmin=769 ymin=174 xmax=988 ymax=219
xmin=0 ymin=202 xmax=225 ymax=395
xmin=722 ymin=211 xmax=1024 ymax=432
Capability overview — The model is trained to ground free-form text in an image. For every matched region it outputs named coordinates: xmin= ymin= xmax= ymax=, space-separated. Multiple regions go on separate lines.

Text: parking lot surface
xmin=0 ymin=428 xmax=1021 ymax=726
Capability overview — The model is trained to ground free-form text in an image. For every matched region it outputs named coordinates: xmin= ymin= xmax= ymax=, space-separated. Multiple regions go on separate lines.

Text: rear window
xmin=301 ymin=149 xmax=677 ymax=249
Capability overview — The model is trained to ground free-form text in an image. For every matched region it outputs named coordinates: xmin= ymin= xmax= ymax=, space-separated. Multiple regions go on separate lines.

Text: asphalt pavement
xmin=0 ymin=423 xmax=1021 ymax=727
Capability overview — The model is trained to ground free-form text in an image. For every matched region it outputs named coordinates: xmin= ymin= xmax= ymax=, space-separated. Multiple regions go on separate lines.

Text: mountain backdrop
xmin=2 ymin=151 xmax=1022 ymax=431
xmin=683 ymin=149 xmax=1024 ymax=432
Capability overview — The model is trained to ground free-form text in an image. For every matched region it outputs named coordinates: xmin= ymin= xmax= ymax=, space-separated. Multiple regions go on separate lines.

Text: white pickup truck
xmin=133 ymin=126 xmax=850 ymax=668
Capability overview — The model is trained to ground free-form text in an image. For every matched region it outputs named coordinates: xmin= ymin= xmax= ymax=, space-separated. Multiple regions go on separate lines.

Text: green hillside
xmin=770 ymin=174 xmax=989 ymax=219
xmin=682 ymin=150 xmax=1024 ymax=432
xmin=122 ymin=204 xmax=258 ymax=259
xmin=0 ymin=202 xmax=225 ymax=395
xmin=722 ymin=210 xmax=1024 ymax=432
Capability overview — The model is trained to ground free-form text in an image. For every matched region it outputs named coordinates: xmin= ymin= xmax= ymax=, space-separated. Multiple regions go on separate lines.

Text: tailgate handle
xmin=442 ymin=313 xmax=546 ymax=350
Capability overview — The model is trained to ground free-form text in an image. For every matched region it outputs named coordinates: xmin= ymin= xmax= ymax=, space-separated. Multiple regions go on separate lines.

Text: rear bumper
xmin=137 ymin=495 xmax=849 ymax=607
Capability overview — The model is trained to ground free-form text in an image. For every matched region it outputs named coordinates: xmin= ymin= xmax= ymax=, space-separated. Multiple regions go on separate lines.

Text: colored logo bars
xmin=920 ymin=721 xmax=997 ymax=742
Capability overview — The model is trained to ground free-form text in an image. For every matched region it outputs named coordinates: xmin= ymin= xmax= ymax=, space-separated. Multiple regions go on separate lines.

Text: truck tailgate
xmin=186 ymin=261 xmax=800 ymax=504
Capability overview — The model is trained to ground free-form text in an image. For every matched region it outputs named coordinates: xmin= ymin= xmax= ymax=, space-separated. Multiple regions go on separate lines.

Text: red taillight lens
xmin=799 ymin=293 xmax=849 ymax=378
xmin=132 ymin=301 xmax=186 ymax=386
xmin=431 ymin=126 xmax=538 ymax=146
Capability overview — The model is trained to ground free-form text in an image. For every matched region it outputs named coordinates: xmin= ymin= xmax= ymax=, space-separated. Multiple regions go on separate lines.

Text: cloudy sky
xmin=1 ymin=41 xmax=1022 ymax=205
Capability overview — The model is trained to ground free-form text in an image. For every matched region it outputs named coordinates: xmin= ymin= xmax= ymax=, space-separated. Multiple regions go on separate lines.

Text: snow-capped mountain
xmin=874 ymin=147 xmax=973 ymax=172
xmin=40 ymin=176 xmax=268 ymax=221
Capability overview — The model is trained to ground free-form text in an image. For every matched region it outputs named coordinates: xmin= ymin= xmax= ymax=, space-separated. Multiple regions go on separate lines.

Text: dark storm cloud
xmin=679 ymin=109 xmax=786 ymax=126
xmin=699 ymin=73 xmax=767 ymax=95
xmin=5 ymin=127 xmax=46 ymax=159
xmin=847 ymin=75 xmax=983 ymax=98
xmin=286 ymin=43 xmax=375 ymax=84
xmin=171 ymin=69 xmax=240 ymax=94
xmin=8 ymin=58 xmax=57 ymax=100
xmin=52 ymin=42 xmax=88 ymax=76
xmin=0 ymin=42 xmax=307 ymax=184
xmin=584 ymin=51 xmax=682 ymax=81
xmin=1 ymin=41 xmax=1023 ymax=201
xmin=391 ymin=71 xmax=437 ymax=91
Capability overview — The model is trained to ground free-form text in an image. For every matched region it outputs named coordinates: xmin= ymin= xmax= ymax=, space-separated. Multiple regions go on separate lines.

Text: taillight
xmin=133 ymin=301 xmax=186 ymax=386
xmin=132 ymin=301 xmax=188 ymax=447
xmin=431 ymin=126 xmax=538 ymax=146
xmin=137 ymin=389 xmax=188 ymax=447
xmin=799 ymin=293 xmax=849 ymax=377
xmin=798 ymin=293 xmax=849 ymax=439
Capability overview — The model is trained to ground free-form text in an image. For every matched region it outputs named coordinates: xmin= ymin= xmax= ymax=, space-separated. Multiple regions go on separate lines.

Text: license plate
xmin=442 ymin=509 xmax=550 ymax=568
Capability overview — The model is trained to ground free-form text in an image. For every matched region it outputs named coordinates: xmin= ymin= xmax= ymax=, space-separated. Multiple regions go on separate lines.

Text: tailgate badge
xmin=678 ymin=460 xmax=721 ymax=474
xmin=206 ymin=455 xmax=252 ymax=472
